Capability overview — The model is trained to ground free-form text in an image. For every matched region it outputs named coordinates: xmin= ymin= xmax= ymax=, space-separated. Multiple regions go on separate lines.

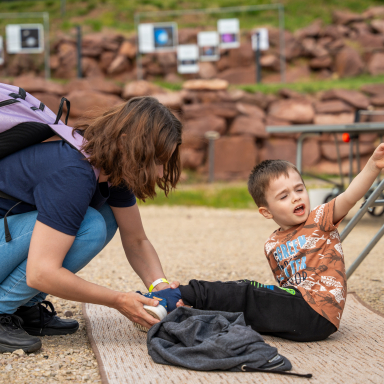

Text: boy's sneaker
xmin=134 ymin=292 xmax=168 ymax=332
xmin=134 ymin=288 xmax=182 ymax=332
xmin=0 ymin=314 xmax=42 ymax=353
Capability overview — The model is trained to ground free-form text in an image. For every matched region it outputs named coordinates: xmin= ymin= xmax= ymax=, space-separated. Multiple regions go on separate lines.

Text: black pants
xmin=179 ymin=279 xmax=337 ymax=342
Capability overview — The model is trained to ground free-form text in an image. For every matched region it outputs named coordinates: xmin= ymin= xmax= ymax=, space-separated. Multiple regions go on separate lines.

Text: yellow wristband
xmin=149 ymin=278 xmax=169 ymax=292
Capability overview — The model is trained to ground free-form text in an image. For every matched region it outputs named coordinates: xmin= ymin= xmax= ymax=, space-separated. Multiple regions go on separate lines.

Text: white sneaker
xmin=134 ymin=304 xmax=167 ymax=333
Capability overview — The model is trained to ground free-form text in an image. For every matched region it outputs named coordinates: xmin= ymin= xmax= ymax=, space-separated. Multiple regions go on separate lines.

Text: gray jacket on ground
xmin=147 ymin=307 xmax=292 ymax=372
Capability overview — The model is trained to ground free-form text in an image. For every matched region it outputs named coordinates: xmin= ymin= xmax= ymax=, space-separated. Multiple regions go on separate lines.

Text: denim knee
xmin=76 ymin=207 xmax=107 ymax=251
xmin=98 ymin=204 xmax=118 ymax=246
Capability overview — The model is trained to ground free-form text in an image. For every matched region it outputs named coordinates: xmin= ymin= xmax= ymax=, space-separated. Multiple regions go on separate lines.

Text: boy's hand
xmin=371 ymin=143 xmax=384 ymax=170
xmin=176 ymin=299 xmax=192 ymax=308
xmin=334 ymin=142 xmax=384 ymax=223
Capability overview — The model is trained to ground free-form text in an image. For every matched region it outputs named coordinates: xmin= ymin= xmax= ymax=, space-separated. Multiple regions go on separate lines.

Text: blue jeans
xmin=0 ymin=204 xmax=118 ymax=314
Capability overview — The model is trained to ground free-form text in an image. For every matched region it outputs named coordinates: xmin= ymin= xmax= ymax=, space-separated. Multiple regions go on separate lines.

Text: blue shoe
xmin=134 ymin=289 xmax=182 ymax=332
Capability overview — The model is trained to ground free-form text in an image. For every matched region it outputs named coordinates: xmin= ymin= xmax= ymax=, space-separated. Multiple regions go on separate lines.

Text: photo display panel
xmin=217 ymin=18 xmax=240 ymax=49
xmin=252 ymin=28 xmax=269 ymax=51
xmin=6 ymin=24 xmax=44 ymax=54
xmin=198 ymin=31 xmax=220 ymax=61
xmin=177 ymin=44 xmax=199 ymax=74
xmin=138 ymin=22 xmax=178 ymax=53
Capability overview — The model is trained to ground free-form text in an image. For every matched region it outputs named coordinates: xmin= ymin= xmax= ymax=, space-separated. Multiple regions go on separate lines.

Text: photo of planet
xmin=154 ymin=26 xmax=175 ymax=49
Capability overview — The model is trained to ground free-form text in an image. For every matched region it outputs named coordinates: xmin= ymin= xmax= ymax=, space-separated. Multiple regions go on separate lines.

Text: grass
xmin=138 ymin=175 xmax=338 ymax=209
xmin=0 ymin=0 xmax=382 ymax=36
xmin=139 ymin=184 xmax=256 ymax=209
xmin=239 ymin=74 xmax=384 ymax=95
xmin=154 ymin=73 xmax=384 ymax=95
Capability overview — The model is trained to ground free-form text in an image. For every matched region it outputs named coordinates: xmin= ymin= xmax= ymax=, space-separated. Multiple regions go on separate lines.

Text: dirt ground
xmin=1 ymin=203 xmax=383 ymax=383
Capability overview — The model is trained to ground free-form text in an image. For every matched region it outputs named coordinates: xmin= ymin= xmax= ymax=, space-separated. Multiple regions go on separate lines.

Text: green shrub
xmin=86 ymin=19 xmax=103 ymax=32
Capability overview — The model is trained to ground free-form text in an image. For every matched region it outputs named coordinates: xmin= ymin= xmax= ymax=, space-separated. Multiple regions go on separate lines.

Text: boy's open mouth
xmin=293 ymin=204 xmax=305 ymax=216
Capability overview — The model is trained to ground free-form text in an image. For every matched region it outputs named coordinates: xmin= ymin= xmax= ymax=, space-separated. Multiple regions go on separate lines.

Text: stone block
xmin=64 ymin=90 xmax=122 ymax=118
xmin=334 ymin=47 xmax=364 ymax=78
xmin=321 ymin=89 xmax=370 ymax=109
xmin=268 ymin=99 xmax=315 ymax=124
xmin=314 ymin=100 xmax=354 ymax=114
xmin=182 ymin=102 xmax=238 ymax=120
xmin=180 ymin=147 xmax=205 ymax=170
xmin=314 ymin=113 xmax=354 ymax=125
xmin=229 ymin=115 xmax=267 ymax=138
xmin=212 ymin=136 xmax=258 ymax=179
xmin=183 ymin=115 xmax=227 ymax=138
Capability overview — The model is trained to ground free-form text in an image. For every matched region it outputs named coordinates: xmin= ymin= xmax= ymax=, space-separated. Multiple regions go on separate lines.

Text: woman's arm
xmin=111 ymin=204 xmax=171 ymax=292
xmin=26 ymin=221 xmax=161 ymax=329
xmin=334 ymin=143 xmax=384 ymax=223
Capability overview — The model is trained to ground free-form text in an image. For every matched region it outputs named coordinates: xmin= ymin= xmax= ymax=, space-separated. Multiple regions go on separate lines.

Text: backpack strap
xmin=0 ymin=190 xmax=20 ymax=202
xmin=0 ymin=190 xmax=36 ymax=242
xmin=54 ymin=97 xmax=70 ymax=125
xmin=3 ymin=201 xmax=22 ymax=242
xmin=48 ymin=124 xmax=100 ymax=180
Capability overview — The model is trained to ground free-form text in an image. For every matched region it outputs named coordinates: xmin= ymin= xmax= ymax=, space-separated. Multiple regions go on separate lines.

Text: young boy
xmin=138 ymin=143 xmax=384 ymax=342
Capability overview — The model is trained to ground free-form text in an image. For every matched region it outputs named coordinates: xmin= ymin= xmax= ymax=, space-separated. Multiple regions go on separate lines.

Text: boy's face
xmin=258 ymin=169 xmax=310 ymax=231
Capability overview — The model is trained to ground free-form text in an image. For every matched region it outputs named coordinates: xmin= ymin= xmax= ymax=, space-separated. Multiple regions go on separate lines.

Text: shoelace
xmin=37 ymin=301 xmax=58 ymax=332
xmin=0 ymin=314 xmax=24 ymax=330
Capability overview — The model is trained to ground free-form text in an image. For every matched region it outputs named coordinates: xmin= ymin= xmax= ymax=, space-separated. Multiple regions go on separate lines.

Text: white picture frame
xmin=217 ymin=19 xmax=240 ymax=49
xmin=177 ymin=44 xmax=199 ymax=74
xmin=138 ymin=22 xmax=178 ymax=53
xmin=198 ymin=31 xmax=220 ymax=61
xmin=6 ymin=24 xmax=44 ymax=54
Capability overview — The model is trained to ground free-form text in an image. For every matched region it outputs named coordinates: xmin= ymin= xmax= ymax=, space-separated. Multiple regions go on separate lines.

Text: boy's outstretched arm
xmin=333 ymin=143 xmax=384 ymax=223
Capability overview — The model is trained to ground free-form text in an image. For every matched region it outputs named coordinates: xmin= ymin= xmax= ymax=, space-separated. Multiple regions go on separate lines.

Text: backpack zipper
xmin=0 ymin=99 xmax=20 ymax=107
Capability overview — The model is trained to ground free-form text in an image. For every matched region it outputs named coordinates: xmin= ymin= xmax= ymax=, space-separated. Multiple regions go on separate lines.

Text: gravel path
xmin=1 ymin=204 xmax=383 ymax=383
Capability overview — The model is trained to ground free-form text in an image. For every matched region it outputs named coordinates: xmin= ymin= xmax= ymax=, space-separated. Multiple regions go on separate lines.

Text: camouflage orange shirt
xmin=264 ymin=198 xmax=347 ymax=328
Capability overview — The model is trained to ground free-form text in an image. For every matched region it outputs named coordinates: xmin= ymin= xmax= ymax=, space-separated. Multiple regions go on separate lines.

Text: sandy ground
xmin=1 ymin=203 xmax=384 ymax=383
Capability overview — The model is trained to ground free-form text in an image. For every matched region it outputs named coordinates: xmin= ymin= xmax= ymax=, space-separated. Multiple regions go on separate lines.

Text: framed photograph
xmin=217 ymin=19 xmax=240 ymax=49
xmin=198 ymin=31 xmax=220 ymax=61
xmin=6 ymin=24 xmax=44 ymax=54
xmin=138 ymin=22 xmax=178 ymax=53
xmin=177 ymin=44 xmax=199 ymax=74
xmin=252 ymin=28 xmax=269 ymax=51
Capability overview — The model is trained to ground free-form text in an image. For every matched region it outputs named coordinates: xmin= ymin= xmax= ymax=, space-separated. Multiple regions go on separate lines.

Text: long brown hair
xmin=74 ymin=96 xmax=182 ymax=200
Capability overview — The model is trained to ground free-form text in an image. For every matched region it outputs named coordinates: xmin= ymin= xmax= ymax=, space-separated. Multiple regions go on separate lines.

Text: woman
xmin=0 ymin=96 xmax=182 ymax=353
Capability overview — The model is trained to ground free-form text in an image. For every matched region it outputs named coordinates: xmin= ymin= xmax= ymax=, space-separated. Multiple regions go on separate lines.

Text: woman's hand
xmin=152 ymin=280 xmax=180 ymax=292
xmin=114 ymin=292 xmax=161 ymax=329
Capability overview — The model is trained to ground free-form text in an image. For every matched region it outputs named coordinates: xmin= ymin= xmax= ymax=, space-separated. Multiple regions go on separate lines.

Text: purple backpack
xmin=0 ymin=82 xmax=100 ymax=241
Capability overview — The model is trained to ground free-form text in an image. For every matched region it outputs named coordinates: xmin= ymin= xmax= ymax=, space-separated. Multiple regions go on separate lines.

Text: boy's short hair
xmin=248 ymin=160 xmax=303 ymax=207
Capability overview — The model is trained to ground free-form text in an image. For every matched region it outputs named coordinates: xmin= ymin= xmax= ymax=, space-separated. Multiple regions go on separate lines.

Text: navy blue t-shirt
xmin=0 ymin=141 xmax=136 ymax=236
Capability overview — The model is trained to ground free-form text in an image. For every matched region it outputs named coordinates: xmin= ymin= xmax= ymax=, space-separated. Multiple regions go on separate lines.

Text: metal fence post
xmin=204 ymin=131 xmax=220 ymax=183
xmin=77 ymin=25 xmax=82 ymax=78
xmin=255 ymin=31 xmax=261 ymax=83
xmin=135 ymin=14 xmax=144 ymax=81
xmin=61 ymin=0 xmax=66 ymax=17
xmin=0 ymin=12 xmax=50 ymax=79
xmin=43 ymin=12 xmax=50 ymax=79
xmin=278 ymin=4 xmax=286 ymax=83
